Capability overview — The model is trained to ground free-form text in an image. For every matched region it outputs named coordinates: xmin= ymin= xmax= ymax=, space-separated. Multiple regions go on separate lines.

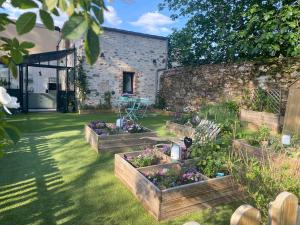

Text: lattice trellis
xmin=251 ymin=88 xmax=282 ymax=115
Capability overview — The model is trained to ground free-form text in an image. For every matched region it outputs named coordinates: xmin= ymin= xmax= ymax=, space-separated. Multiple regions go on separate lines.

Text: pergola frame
xmin=18 ymin=48 xmax=77 ymax=113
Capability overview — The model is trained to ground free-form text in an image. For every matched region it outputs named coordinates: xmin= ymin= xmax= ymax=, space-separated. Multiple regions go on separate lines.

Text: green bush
xmin=154 ymin=91 xmax=166 ymax=109
xmin=242 ymin=87 xmax=279 ymax=113
xmin=198 ymin=101 xmax=240 ymax=134
xmin=229 ymin=154 xmax=300 ymax=223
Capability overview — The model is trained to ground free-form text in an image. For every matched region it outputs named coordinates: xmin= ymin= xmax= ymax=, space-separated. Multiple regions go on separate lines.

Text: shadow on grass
xmin=0 ymin=134 xmax=77 ymax=225
xmin=1 ymin=113 xmax=239 ymax=225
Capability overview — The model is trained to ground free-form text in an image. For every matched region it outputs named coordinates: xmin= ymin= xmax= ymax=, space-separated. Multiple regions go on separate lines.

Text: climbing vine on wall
xmin=75 ymin=57 xmax=88 ymax=108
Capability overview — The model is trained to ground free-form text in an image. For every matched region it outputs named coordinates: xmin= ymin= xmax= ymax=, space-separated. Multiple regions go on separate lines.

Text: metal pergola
xmin=18 ymin=48 xmax=77 ymax=113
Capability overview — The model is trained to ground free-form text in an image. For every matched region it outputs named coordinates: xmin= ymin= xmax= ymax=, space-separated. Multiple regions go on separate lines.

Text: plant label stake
xmin=281 ymin=134 xmax=291 ymax=146
xmin=171 ymin=143 xmax=182 ymax=161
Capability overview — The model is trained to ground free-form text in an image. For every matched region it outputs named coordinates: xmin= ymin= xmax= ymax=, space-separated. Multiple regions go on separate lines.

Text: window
xmin=123 ymin=72 xmax=134 ymax=94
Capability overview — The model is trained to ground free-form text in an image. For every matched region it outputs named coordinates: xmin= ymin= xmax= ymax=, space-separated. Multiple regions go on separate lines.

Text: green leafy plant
xmin=0 ymin=87 xmax=20 ymax=158
xmin=103 ymin=91 xmax=112 ymax=109
xmin=127 ymin=153 xmax=158 ymax=168
xmin=229 ymin=153 xmax=300 ymax=223
xmin=191 ymin=138 xmax=231 ymax=178
xmin=246 ymin=126 xmax=271 ymax=146
xmin=198 ymin=101 xmax=240 ymax=134
xmin=0 ymin=0 xmax=106 ymax=76
xmin=75 ymin=56 xmax=88 ymax=108
xmin=0 ymin=111 xmax=20 ymax=158
xmin=154 ymin=91 xmax=166 ymax=109
xmin=242 ymin=87 xmax=278 ymax=113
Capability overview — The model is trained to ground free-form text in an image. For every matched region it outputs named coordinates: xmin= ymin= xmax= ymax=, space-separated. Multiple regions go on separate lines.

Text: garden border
xmin=165 ymin=121 xmax=195 ymax=137
xmin=115 ymin=153 xmax=243 ymax=221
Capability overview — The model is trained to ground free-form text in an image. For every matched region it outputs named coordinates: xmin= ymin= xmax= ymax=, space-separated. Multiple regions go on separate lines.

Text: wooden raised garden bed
xmin=115 ymin=152 xmax=243 ymax=221
xmin=240 ymin=109 xmax=282 ymax=133
xmin=84 ymin=124 xmax=157 ymax=153
xmin=232 ymin=139 xmax=300 ymax=164
xmin=165 ymin=121 xmax=195 ymax=138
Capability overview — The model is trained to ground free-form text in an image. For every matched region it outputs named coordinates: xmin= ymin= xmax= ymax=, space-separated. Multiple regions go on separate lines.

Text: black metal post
xmin=66 ymin=54 xmax=68 ymax=112
xmin=73 ymin=48 xmax=77 ymax=111
xmin=56 ymin=56 xmax=59 ymax=112
xmin=19 ymin=66 xmax=24 ymax=112
xmin=25 ymin=65 xmax=29 ymax=113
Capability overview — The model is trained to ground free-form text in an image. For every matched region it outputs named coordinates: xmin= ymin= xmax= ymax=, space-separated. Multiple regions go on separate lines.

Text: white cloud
xmin=2 ymin=3 xmax=122 ymax=28
xmin=131 ymin=12 xmax=174 ymax=35
xmin=2 ymin=2 xmax=67 ymax=27
xmin=104 ymin=6 xmax=122 ymax=26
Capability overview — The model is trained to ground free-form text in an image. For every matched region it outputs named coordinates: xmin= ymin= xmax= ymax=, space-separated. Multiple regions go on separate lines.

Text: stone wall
xmin=75 ymin=28 xmax=168 ymax=106
xmin=160 ymin=57 xmax=300 ymax=111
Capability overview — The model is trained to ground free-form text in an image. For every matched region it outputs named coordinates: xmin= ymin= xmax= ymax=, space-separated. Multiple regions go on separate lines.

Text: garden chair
xmin=117 ymin=96 xmax=130 ymax=118
xmin=138 ymin=98 xmax=151 ymax=118
xmin=124 ymin=99 xmax=143 ymax=121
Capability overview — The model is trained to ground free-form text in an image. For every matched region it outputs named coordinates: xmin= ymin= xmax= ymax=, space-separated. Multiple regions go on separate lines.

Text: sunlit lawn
xmin=0 ymin=112 xmax=240 ymax=225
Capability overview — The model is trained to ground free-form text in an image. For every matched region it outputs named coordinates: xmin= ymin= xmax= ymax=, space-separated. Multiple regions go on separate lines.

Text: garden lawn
xmin=0 ymin=112 xmax=240 ymax=225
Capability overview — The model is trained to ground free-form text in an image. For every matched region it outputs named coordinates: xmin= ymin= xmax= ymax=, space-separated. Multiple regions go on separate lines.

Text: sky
xmin=1 ymin=0 xmax=185 ymax=37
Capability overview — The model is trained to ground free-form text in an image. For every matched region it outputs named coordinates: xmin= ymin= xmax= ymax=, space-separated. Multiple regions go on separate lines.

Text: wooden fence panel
xmin=270 ymin=192 xmax=298 ymax=225
xmin=229 ymin=192 xmax=299 ymax=225
xmin=283 ymin=89 xmax=300 ymax=137
xmin=230 ymin=205 xmax=261 ymax=225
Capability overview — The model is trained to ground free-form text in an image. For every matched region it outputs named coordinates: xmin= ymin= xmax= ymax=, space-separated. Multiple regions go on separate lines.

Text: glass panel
xmin=0 ymin=64 xmax=9 ymax=88
xmin=123 ymin=72 xmax=134 ymax=94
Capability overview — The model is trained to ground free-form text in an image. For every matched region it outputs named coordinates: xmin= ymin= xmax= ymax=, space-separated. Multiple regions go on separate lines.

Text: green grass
xmin=0 ymin=112 xmax=240 ymax=225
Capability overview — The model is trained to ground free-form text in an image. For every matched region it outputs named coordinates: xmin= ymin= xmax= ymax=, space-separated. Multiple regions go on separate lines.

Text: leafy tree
xmin=0 ymin=0 xmax=106 ymax=77
xmin=160 ymin=0 xmax=300 ymax=66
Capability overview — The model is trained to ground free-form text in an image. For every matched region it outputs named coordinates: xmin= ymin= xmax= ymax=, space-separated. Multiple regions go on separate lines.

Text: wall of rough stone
xmin=160 ymin=57 xmax=300 ymax=111
xmin=75 ymin=28 xmax=168 ymax=106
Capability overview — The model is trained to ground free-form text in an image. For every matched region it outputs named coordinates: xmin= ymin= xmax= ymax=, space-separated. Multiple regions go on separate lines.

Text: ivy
xmin=75 ymin=56 xmax=88 ymax=108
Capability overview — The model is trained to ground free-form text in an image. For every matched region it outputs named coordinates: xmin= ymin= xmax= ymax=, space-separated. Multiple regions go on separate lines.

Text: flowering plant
xmin=89 ymin=119 xmax=146 ymax=136
xmin=144 ymin=167 xmax=205 ymax=190
xmin=122 ymin=120 xmax=145 ymax=133
xmin=0 ymin=87 xmax=20 ymax=158
xmin=124 ymin=148 xmax=160 ymax=168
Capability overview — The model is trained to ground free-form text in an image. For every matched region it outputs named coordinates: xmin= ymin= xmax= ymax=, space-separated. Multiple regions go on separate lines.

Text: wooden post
xmin=296 ymin=206 xmax=300 ymax=225
xmin=230 ymin=205 xmax=261 ymax=225
xmin=270 ymin=192 xmax=299 ymax=225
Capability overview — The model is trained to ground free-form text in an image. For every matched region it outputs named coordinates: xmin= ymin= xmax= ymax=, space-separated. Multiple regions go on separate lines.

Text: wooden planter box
xmin=166 ymin=121 xmax=195 ymax=138
xmin=232 ymin=139 xmax=298 ymax=162
xmin=79 ymin=109 xmax=117 ymax=115
xmin=240 ymin=109 xmax=282 ymax=133
xmin=232 ymin=139 xmax=267 ymax=160
xmin=115 ymin=153 xmax=243 ymax=221
xmin=84 ymin=124 xmax=157 ymax=153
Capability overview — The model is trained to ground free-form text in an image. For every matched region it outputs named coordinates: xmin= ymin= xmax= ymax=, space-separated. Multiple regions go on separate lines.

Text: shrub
xmin=154 ymin=91 xmax=166 ymax=109
xmin=229 ymin=152 xmax=300 ymax=222
xmin=242 ymin=87 xmax=279 ymax=113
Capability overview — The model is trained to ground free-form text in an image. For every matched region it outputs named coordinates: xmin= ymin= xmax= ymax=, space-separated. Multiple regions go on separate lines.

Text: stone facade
xmin=75 ymin=27 xmax=168 ymax=106
xmin=160 ymin=57 xmax=300 ymax=111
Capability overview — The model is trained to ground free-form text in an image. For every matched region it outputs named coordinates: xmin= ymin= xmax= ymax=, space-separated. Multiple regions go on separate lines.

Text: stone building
xmin=75 ymin=27 xmax=169 ymax=107
xmin=1 ymin=24 xmax=168 ymax=111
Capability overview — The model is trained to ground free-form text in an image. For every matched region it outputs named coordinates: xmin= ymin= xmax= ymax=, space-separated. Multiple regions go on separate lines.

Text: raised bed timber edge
xmin=240 ymin=109 xmax=282 ymax=133
xmin=165 ymin=121 xmax=195 ymax=138
xmin=115 ymin=153 xmax=243 ymax=221
xmin=84 ymin=124 xmax=157 ymax=153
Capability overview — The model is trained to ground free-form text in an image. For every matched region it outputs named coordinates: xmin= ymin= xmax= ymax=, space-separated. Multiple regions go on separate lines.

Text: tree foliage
xmin=0 ymin=0 xmax=106 ymax=77
xmin=160 ymin=0 xmax=300 ymax=66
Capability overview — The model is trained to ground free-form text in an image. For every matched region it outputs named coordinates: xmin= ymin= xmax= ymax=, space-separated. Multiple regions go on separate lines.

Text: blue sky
xmin=103 ymin=0 xmax=184 ymax=36
xmin=2 ymin=0 xmax=185 ymax=37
